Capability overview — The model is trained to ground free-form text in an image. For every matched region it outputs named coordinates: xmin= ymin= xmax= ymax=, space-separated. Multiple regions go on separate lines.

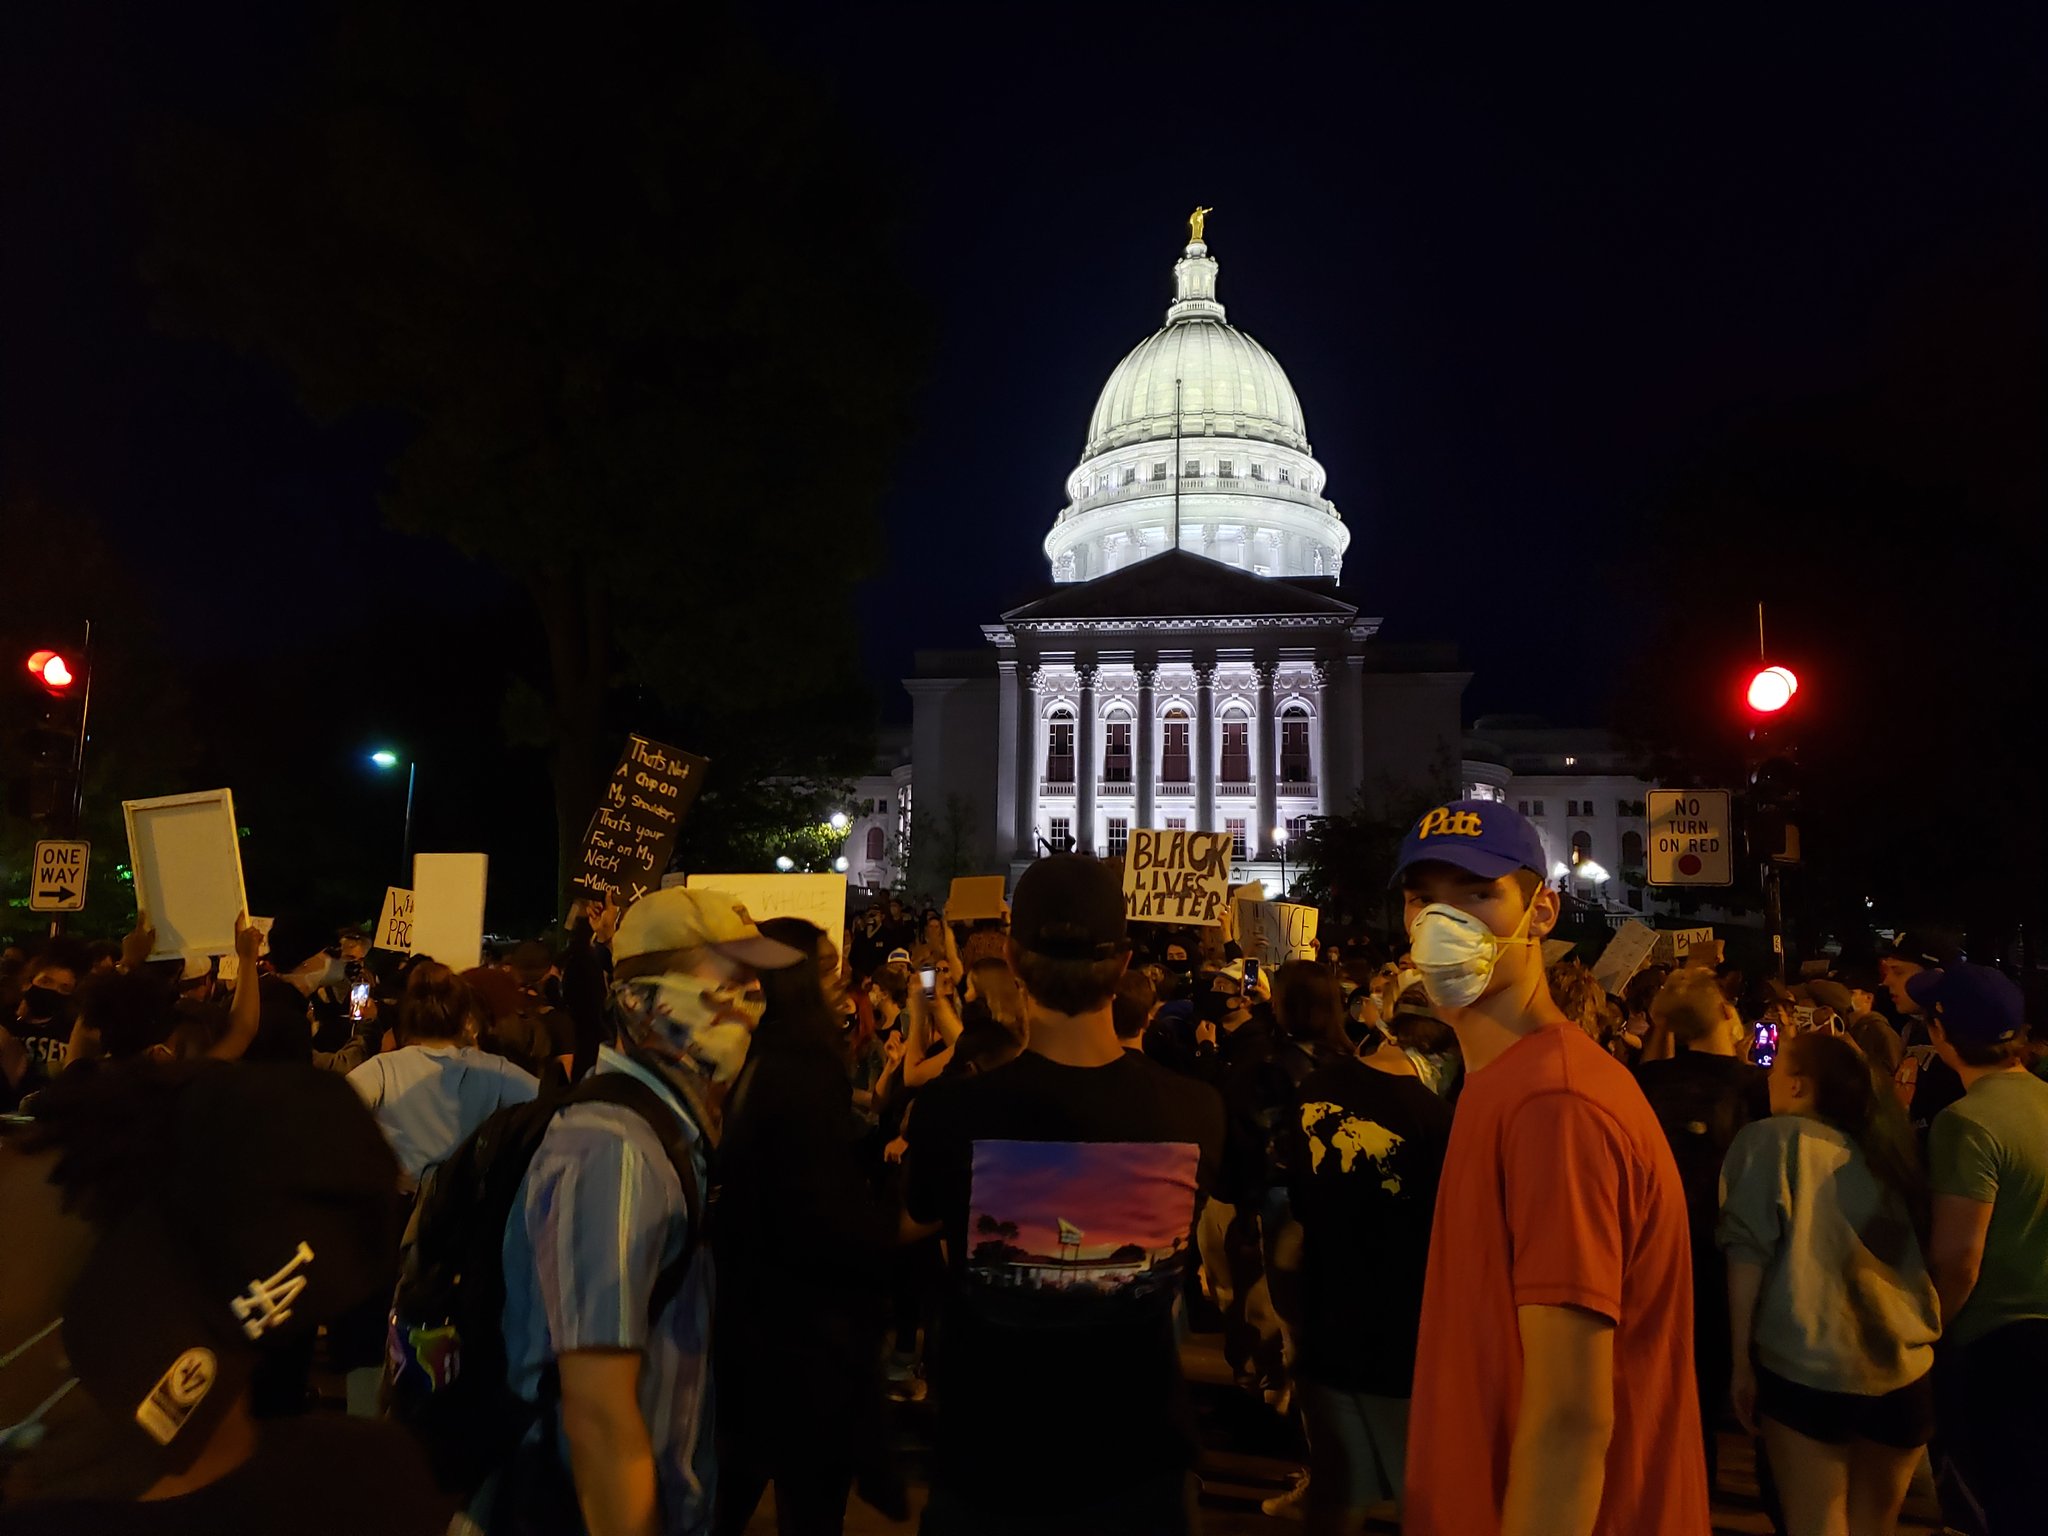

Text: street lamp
xmin=1272 ymin=825 xmax=1289 ymax=896
xmin=827 ymin=811 xmax=850 ymax=833
xmin=775 ymin=855 xmax=796 ymax=872
xmin=1578 ymin=860 xmax=1611 ymax=885
xmin=369 ymin=750 xmax=417 ymax=881
xmin=834 ymin=856 xmax=850 ymax=873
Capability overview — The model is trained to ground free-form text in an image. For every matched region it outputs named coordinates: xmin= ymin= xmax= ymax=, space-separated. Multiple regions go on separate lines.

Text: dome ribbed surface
xmin=1083 ymin=320 xmax=1309 ymax=460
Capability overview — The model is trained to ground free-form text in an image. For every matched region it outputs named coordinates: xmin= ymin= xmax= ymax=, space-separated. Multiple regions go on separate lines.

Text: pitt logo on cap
xmin=1417 ymin=807 xmax=1484 ymax=840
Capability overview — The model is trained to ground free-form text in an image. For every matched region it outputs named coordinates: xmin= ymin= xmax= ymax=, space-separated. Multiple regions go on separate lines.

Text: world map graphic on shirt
xmin=1299 ymin=1102 xmax=1406 ymax=1191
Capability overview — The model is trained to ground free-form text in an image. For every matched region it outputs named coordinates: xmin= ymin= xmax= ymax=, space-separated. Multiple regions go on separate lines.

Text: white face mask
xmin=1406 ymin=897 xmax=1541 ymax=1011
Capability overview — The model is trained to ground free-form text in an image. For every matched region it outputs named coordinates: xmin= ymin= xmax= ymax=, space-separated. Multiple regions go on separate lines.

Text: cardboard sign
xmin=1541 ymin=938 xmax=1578 ymax=966
xmin=217 ymin=917 xmax=273 ymax=985
xmin=30 ymin=840 xmax=89 ymax=912
xmin=1651 ymin=925 xmax=1716 ymax=965
xmin=1590 ymin=919 xmax=1660 ymax=995
xmin=686 ymin=873 xmax=847 ymax=942
xmin=1235 ymin=899 xmax=1320 ymax=962
xmin=410 ymin=853 xmax=489 ymax=971
xmin=123 ymin=790 xmax=249 ymax=960
xmin=946 ymin=876 xmax=1009 ymax=923
xmin=573 ymin=735 xmax=710 ymax=906
xmin=376 ymin=887 xmax=416 ymax=953
xmin=1123 ymin=829 xmax=1233 ymax=926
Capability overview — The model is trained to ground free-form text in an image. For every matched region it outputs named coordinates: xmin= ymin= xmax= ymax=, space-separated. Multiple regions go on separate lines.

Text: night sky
xmin=4 ymin=3 xmax=2039 ymax=929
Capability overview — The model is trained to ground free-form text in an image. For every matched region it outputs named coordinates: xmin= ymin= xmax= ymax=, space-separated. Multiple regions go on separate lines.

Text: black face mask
xmin=21 ymin=986 xmax=71 ymax=1028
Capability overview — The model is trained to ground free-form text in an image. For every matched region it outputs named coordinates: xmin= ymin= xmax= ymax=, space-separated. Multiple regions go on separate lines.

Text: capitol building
xmin=837 ymin=219 xmax=1465 ymax=894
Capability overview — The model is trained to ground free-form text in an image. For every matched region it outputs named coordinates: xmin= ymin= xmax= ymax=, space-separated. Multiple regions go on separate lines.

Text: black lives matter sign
xmin=573 ymin=735 xmax=709 ymax=905
xmin=1123 ymin=828 xmax=1233 ymax=926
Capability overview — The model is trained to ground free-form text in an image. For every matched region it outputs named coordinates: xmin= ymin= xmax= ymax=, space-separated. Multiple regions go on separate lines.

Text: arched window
xmin=1161 ymin=707 xmax=1191 ymax=785
xmin=1280 ymin=704 xmax=1312 ymax=783
xmin=1220 ymin=710 xmax=1251 ymax=783
xmin=1621 ymin=830 xmax=1644 ymax=870
xmin=1571 ymin=831 xmax=1593 ymax=867
xmin=865 ymin=826 xmax=885 ymax=863
xmin=1103 ymin=709 xmax=1132 ymax=784
xmin=1046 ymin=708 xmax=1075 ymax=785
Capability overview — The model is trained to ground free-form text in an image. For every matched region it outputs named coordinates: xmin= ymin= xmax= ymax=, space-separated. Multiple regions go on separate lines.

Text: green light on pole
xmin=370 ymin=750 xmax=417 ymax=880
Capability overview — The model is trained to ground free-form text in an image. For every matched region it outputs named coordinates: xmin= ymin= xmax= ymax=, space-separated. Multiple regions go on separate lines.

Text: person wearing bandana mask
xmin=498 ymin=886 xmax=802 ymax=1536
xmin=1396 ymin=800 xmax=1708 ymax=1536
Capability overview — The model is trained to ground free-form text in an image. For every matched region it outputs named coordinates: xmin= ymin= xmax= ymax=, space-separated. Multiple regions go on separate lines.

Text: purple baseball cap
xmin=1392 ymin=798 xmax=1549 ymax=886
xmin=1905 ymin=965 xmax=2026 ymax=1046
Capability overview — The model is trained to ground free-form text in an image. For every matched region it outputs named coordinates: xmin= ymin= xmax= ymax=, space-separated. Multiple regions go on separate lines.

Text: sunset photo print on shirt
xmin=964 ymin=1139 xmax=1200 ymax=1320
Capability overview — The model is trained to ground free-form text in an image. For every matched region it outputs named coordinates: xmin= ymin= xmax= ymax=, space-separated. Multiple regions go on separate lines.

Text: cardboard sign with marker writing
xmin=686 ymin=873 xmax=846 ymax=940
xmin=376 ymin=887 xmax=415 ymax=953
xmin=1591 ymin=919 xmax=1659 ymax=995
xmin=1123 ymin=829 xmax=1233 ymax=926
xmin=574 ymin=735 xmax=710 ymax=906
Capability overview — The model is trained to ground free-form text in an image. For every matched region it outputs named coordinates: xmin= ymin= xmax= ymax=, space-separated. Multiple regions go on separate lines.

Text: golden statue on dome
xmin=1188 ymin=206 xmax=1213 ymax=243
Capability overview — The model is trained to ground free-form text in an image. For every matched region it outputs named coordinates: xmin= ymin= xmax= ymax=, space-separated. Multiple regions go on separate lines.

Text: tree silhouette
xmin=143 ymin=1 xmax=928 ymax=896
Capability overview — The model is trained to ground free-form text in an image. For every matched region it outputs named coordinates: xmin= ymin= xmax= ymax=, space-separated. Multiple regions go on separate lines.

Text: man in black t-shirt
xmin=903 ymin=855 xmax=1224 ymax=1536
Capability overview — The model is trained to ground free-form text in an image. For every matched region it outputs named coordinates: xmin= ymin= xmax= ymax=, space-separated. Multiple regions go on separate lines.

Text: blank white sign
xmin=410 ymin=854 xmax=488 ymax=971
xmin=123 ymin=790 xmax=249 ymax=960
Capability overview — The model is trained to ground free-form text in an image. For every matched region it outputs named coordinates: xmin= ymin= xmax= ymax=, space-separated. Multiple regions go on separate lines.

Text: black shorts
xmin=1756 ymin=1363 xmax=1934 ymax=1449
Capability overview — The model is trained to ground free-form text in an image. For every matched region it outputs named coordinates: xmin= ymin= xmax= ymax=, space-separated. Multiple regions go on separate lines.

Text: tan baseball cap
xmin=613 ymin=886 xmax=805 ymax=970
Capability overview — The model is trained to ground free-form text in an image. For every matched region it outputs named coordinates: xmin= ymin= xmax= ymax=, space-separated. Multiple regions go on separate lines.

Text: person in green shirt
xmin=1917 ymin=963 xmax=2045 ymax=1535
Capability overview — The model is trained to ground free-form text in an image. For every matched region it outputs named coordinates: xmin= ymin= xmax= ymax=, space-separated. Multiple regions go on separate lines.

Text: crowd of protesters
xmin=0 ymin=797 xmax=2041 ymax=1536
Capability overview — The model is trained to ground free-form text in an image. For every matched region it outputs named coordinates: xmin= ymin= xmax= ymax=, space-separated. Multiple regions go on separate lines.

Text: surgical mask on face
xmin=1406 ymin=899 xmax=1540 ymax=1011
xmin=612 ymin=972 xmax=766 ymax=1085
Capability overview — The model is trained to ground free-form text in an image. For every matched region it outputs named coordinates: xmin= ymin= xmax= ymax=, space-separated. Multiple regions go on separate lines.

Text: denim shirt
xmin=500 ymin=1047 xmax=715 ymax=1535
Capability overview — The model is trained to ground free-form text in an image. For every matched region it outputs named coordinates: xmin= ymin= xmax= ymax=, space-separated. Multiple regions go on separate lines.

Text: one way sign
xmin=30 ymin=840 xmax=89 ymax=913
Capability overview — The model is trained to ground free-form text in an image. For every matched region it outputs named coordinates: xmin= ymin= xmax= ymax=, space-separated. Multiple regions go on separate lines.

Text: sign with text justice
xmin=1124 ymin=829 xmax=1233 ymax=926
xmin=573 ymin=735 xmax=709 ymax=905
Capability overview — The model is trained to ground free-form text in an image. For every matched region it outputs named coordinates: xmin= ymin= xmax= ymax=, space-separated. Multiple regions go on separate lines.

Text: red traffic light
xmin=1746 ymin=664 xmax=1798 ymax=713
xmin=26 ymin=650 xmax=76 ymax=692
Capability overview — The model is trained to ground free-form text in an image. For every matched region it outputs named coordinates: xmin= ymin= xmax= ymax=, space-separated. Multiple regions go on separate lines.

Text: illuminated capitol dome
xmin=1045 ymin=217 xmax=1351 ymax=583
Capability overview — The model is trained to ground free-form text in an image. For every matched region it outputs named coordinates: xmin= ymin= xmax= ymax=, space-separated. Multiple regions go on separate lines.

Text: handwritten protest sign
xmin=1652 ymin=926 xmax=1716 ymax=965
xmin=123 ymin=789 xmax=249 ymax=960
xmin=686 ymin=873 xmax=846 ymax=938
xmin=1591 ymin=919 xmax=1659 ymax=995
xmin=1123 ymin=829 xmax=1233 ymax=926
xmin=574 ymin=735 xmax=710 ymax=906
xmin=376 ymin=887 xmax=415 ymax=953
xmin=411 ymin=854 xmax=488 ymax=971
xmin=1236 ymin=899 xmax=1320 ymax=962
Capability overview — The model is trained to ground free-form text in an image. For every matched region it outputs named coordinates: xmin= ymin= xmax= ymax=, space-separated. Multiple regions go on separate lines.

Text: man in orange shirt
xmin=1398 ymin=799 xmax=1710 ymax=1536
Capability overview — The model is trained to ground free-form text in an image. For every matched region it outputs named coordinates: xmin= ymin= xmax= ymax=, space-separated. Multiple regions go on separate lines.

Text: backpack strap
xmin=562 ymin=1073 xmax=707 ymax=1322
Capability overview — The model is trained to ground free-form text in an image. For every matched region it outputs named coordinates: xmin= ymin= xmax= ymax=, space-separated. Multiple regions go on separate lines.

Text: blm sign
xmin=573 ymin=735 xmax=709 ymax=906
xmin=1123 ymin=829 xmax=1233 ymax=926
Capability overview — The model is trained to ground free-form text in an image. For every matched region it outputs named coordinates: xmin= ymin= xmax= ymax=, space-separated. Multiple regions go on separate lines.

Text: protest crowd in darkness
xmin=0 ymin=796 xmax=2043 ymax=1536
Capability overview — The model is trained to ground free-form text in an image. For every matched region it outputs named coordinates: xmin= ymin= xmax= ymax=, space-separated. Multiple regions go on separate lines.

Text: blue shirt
xmin=500 ymin=1046 xmax=715 ymax=1536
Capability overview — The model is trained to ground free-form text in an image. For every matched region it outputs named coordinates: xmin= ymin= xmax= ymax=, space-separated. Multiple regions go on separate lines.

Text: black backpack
xmin=385 ymin=1072 xmax=707 ymax=1502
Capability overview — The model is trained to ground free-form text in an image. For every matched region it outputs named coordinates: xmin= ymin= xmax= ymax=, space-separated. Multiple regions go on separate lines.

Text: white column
xmin=1255 ymin=659 xmax=1279 ymax=857
xmin=1194 ymin=658 xmax=1218 ymax=833
xmin=1075 ymin=659 xmax=1099 ymax=854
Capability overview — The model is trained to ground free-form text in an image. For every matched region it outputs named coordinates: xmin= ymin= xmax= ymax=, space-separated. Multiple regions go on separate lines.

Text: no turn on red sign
xmin=1647 ymin=791 xmax=1732 ymax=886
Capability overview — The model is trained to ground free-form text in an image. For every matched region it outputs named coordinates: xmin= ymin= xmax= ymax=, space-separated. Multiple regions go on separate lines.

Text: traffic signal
xmin=27 ymin=649 xmax=77 ymax=693
xmin=1746 ymin=664 xmax=1798 ymax=714
xmin=10 ymin=645 xmax=90 ymax=826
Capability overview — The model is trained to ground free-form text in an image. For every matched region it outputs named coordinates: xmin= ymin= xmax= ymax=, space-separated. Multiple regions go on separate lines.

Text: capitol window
xmin=1151 ymin=461 xmax=1167 ymax=481
xmin=1184 ymin=459 xmax=1201 ymax=478
xmin=1250 ymin=462 xmax=1266 ymax=481
xmin=1226 ymin=819 xmax=1249 ymax=862
xmin=1277 ymin=467 xmax=1293 ymax=486
xmin=1106 ymin=817 xmax=1130 ymax=860
xmin=1047 ymin=816 xmax=1072 ymax=854
xmin=1046 ymin=710 xmax=1075 ymax=784
xmin=1121 ymin=466 xmax=1137 ymax=486
xmin=1218 ymin=458 xmax=1235 ymax=478
xmin=1165 ymin=816 xmax=1188 ymax=832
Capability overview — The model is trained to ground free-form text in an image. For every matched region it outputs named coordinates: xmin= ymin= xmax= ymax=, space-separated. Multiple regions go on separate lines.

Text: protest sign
xmin=1651 ymin=925 xmax=1716 ymax=965
xmin=217 ymin=917 xmax=272 ymax=985
xmin=410 ymin=854 xmax=489 ymax=971
xmin=573 ymin=735 xmax=710 ymax=906
xmin=687 ymin=873 xmax=847 ymax=939
xmin=376 ymin=887 xmax=416 ymax=953
xmin=123 ymin=789 xmax=249 ymax=960
xmin=1123 ymin=829 xmax=1233 ymax=926
xmin=946 ymin=876 xmax=1009 ymax=923
xmin=1541 ymin=938 xmax=1577 ymax=966
xmin=1591 ymin=919 xmax=1659 ymax=995
xmin=1235 ymin=899 xmax=1320 ymax=962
